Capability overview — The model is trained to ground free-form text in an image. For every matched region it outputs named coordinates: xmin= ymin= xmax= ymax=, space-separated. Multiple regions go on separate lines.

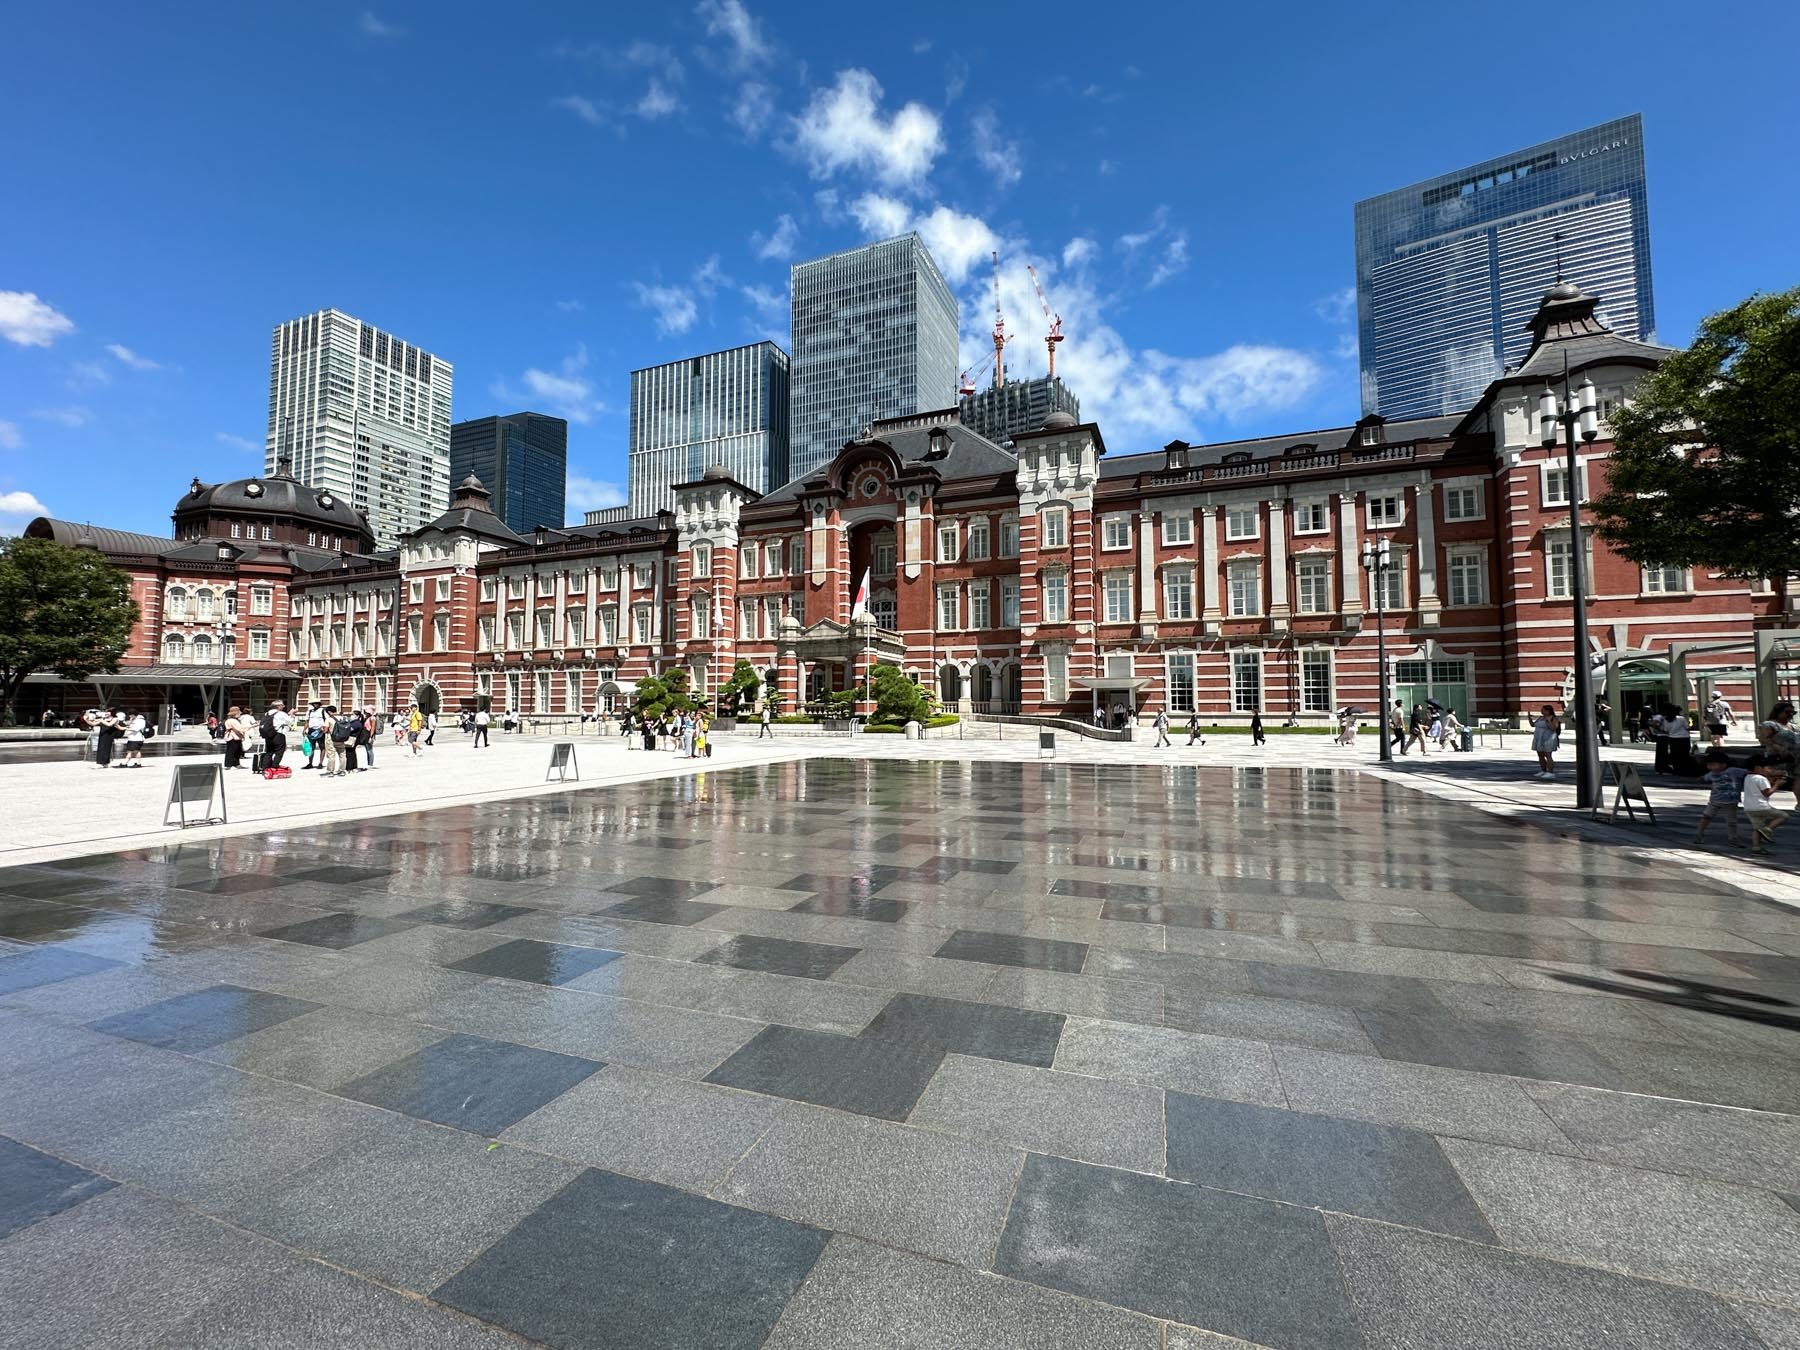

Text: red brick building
xmin=24 ymin=284 xmax=1796 ymax=731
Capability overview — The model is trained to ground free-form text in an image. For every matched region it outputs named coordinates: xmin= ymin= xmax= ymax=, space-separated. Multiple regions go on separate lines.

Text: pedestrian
xmin=1092 ymin=706 xmax=1107 ymax=730
xmin=302 ymin=701 xmax=326 ymax=769
xmin=1635 ymin=704 xmax=1654 ymax=745
xmin=121 ymin=710 xmax=148 ymax=766
xmin=1693 ymin=749 xmax=1748 ymax=848
xmin=472 ymin=705 xmax=490 ymax=748
xmin=759 ymin=703 xmax=773 ymax=738
xmin=1649 ymin=706 xmax=1672 ymax=773
xmin=1593 ymin=695 xmax=1612 ymax=747
xmin=1441 ymin=708 xmax=1464 ymax=751
xmin=681 ymin=712 xmax=698 ymax=758
xmin=1250 ymin=711 xmax=1265 ymax=746
xmin=222 ymin=705 xmax=245 ymax=770
xmin=1153 ymin=707 xmax=1172 ymax=747
xmin=406 ymin=703 xmax=424 ymax=755
xmin=355 ymin=708 xmax=376 ymax=769
xmin=261 ymin=700 xmax=291 ymax=769
xmin=1743 ymin=753 xmax=1790 ymax=854
xmin=1705 ymin=693 xmax=1737 ymax=747
xmin=1757 ymin=701 xmax=1800 ymax=805
xmin=91 ymin=708 xmax=121 ymax=769
xmin=1530 ymin=704 xmax=1561 ymax=780
xmin=1405 ymin=704 xmax=1430 ymax=756
xmin=1187 ymin=713 xmax=1204 ymax=746
xmin=1335 ymin=708 xmax=1357 ymax=747
xmin=1665 ymin=706 xmax=1697 ymax=777
xmin=1389 ymin=700 xmax=1408 ymax=756
xmin=425 ymin=707 xmax=438 ymax=746
xmin=323 ymin=705 xmax=356 ymax=777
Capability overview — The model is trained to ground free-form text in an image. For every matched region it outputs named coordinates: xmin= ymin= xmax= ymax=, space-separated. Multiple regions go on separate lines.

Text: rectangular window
xmin=791 ymin=537 xmax=805 ymax=574
xmin=1104 ymin=572 xmax=1133 ymax=623
xmin=1546 ymin=537 xmax=1572 ymax=598
xmin=1366 ymin=494 xmax=1403 ymax=528
xmin=691 ymin=544 xmax=711 ymax=579
xmin=998 ymin=516 xmax=1019 ymax=558
xmin=1228 ymin=561 xmax=1261 ymax=617
xmin=1231 ymin=650 xmax=1263 ymax=712
xmin=764 ymin=597 xmax=781 ymax=637
xmin=1301 ymin=649 xmax=1333 ymax=713
xmin=1294 ymin=499 xmax=1330 ymax=534
xmin=739 ymin=548 xmax=758 ymax=579
xmin=1106 ymin=654 xmax=1134 ymax=678
xmin=1376 ymin=559 xmax=1406 ymax=610
xmin=409 ymin=579 xmax=424 ymax=603
xmin=937 ymin=584 xmax=960 ymax=630
xmin=406 ymin=616 xmax=422 ymax=652
xmin=249 ymin=628 xmax=271 ymax=660
xmin=432 ymin=615 xmax=448 ymax=651
xmin=1102 ymin=515 xmax=1131 ymax=551
xmin=632 ymin=604 xmax=651 ymax=643
xmin=599 ymin=606 xmax=617 ymax=646
xmin=936 ymin=521 xmax=959 ymax=562
xmin=1000 ymin=578 xmax=1020 ymax=627
xmin=1296 ymin=557 xmax=1331 ymax=614
xmin=1642 ymin=563 xmax=1687 ymax=594
xmin=1224 ymin=506 xmax=1258 ymax=541
xmin=250 ymin=585 xmax=272 ymax=616
xmin=1042 ymin=569 xmax=1068 ymax=623
xmin=434 ymin=576 xmax=450 ymax=601
xmin=632 ymin=562 xmax=653 ymax=590
xmin=691 ymin=599 xmax=710 ymax=640
xmin=536 ymin=611 xmax=555 ymax=647
xmin=967 ymin=518 xmax=990 ymax=560
xmin=598 ymin=563 xmax=617 ymax=589
xmin=566 ymin=671 xmax=583 ymax=712
xmin=1163 ymin=568 xmax=1194 ymax=620
xmin=1162 ymin=512 xmax=1194 ymax=546
xmin=1543 ymin=464 xmax=1587 ymax=507
xmin=874 ymin=541 xmax=896 ymax=576
xmin=1044 ymin=649 xmax=1068 ymax=702
xmin=478 ymin=615 xmax=495 ymax=652
xmin=567 ymin=609 xmax=586 ymax=645
xmin=506 ymin=613 xmax=524 ymax=649
xmin=480 ymin=577 xmax=497 ymax=601
xmin=534 ymin=671 xmax=550 ymax=713
xmin=1447 ymin=548 xmax=1487 ymax=607
xmin=1444 ymin=483 xmax=1483 ymax=521
xmin=969 ymin=582 xmax=991 ymax=629
xmin=763 ymin=541 xmax=782 ymax=576
xmin=1041 ymin=508 xmax=1067 ymax=549
xmin=1167 ymin=652 xmax=1195 ymax=714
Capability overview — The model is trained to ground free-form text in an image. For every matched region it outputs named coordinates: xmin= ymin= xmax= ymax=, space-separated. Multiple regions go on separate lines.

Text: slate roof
xmin=1098 ymin=414 xmax=1466 ymax=481
xmin=27 ymin=520 xmax=177 ymax=556
xmin=757 ymin=413 xmax=1017 ymax=504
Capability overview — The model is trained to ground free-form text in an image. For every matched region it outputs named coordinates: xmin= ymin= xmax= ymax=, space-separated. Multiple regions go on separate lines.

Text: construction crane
xmin=958 ymin=348 xmax=998 ymax=398
xmin=1026 ymin=263 xmax=1065 ymax=379
xmin=990 ymin=249 xmax=1010 ymax=390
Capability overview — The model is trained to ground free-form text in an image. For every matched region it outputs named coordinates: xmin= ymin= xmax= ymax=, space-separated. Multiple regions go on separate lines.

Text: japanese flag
xmin=851 ymin=568 xmax=870 ymax=618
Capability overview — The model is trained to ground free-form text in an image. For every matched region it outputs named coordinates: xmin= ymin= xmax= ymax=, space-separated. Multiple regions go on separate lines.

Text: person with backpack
xmin=261 ymin=701 xmax=291 ymax=770
xmin=354 ymin=708 xmax=376 ymax=770
xmin=472 ymin=706 xmax=491 ymax=749
xmin=323 ymin=705 xmax=357 ymax=777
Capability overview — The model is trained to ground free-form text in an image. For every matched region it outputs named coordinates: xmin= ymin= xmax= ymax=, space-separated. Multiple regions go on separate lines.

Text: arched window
xmin=190 ymin=633 xmax=214 ymax=664
xmin=194 ymin=588 xmax=217 ymax=620
xmin=691 ymin=594 xmax=711 ymax=640
xmin=938 ymin=664 xmax=962 ymax=706
xmin=163 ymin=633 xmax=187 ymax=662
xmin=165 ymin=586 xmax=188 ymax=619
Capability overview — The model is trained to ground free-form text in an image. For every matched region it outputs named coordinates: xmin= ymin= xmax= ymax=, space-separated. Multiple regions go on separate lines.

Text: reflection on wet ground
xmin=3 ymin=760 xmax=1799 ymax=1349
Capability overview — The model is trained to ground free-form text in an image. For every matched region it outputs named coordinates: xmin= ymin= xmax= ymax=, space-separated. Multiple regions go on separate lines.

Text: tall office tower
xmin=789 ymin=233 xmax=960 ymax=480
xmin=449 ymin=412 xmax=568 ymax=534
xmin=959 ymin=376 xmax=1081 ymax=445
xmin=1355 ymin=114 xmax=1653 ymax=418
xmin=627 ymin=341 xmax=790 ymax=514
xmin=266 ymin=309 xmax=453 ymax=547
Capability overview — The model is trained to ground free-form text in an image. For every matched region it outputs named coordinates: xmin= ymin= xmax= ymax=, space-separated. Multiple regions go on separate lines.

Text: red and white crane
xmin=990 ymin=249 xmax=1010 ymax=390
xmin=1026 ymin=263 xmax=1065 ymax=379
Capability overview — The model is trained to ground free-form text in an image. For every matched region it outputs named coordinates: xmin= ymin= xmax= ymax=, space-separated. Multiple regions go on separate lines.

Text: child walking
xmin=1693 ymin=749 xmax=1747 ymax=847
xmin=1744 ymin=754 xmax=1790 ymax=855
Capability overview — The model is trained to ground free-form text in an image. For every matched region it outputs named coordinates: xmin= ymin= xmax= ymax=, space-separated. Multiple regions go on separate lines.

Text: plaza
xmin=3 ymin=740 xmax=1800 ymax=1349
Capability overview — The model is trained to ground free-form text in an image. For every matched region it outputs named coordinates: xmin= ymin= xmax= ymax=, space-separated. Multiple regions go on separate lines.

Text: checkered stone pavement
xmin=4 ymin=759 xmax=1800 ymax=1348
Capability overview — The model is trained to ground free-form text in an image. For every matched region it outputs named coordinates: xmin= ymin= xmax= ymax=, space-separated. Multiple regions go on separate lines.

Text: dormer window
xmin=1221 ymin=451 xmax=1252 ymax=464
xmin=1163 ymin=440 xmax=1190 ymax=471
xmin=1359 ymin=424 xmax=1382 ymax=447
xmin=1286 ymin=443 xmax=1317 ymax=456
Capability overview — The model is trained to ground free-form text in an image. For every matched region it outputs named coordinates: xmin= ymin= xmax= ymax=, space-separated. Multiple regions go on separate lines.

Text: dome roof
xmin=701 ymin=463 xmax=733 ymax=481
xmin=1041 ymin=409 xmax=1078 ymax=430
xmin=177 ymin=467 xmax=369 ymax=534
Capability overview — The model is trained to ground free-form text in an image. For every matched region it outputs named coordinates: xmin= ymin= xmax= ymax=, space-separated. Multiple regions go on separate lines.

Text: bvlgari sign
xmin=1559 ymin=138 xmax=1629 ymax=166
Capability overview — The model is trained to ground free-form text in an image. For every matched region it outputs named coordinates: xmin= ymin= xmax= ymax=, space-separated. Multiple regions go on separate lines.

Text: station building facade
xmin=23 ymin=284 xmax=1794 ymax=731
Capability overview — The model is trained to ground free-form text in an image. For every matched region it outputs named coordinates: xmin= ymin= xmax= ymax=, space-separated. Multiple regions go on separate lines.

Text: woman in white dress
xmin=1530 ymin=705 xmax=1561 ymax=780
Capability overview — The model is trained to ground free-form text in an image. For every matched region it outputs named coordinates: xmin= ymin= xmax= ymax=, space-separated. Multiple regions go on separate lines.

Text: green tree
xmin=871 ymin=663 xmax=929 ymax=725
xmin=633 ymin=669 xmax=697 ymax=723
xmin=719 ymin=658 xmax=760 ymax=714
xmin=0 ymin=536 xmax=139 ymax=725
xmin=1590 ymin=286 xmax=1800 ymax=581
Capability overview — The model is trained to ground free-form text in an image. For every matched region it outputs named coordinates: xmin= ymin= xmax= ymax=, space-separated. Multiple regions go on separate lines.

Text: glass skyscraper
xmin=449 ymin=413 xmax=568 ymax=534
xmin=789 ymin=233 xmax=960 ymax=481
xmin=627 ymin=341 xmax=789 ymax=515
xmin=1355 ymin=114 xmax=1653 ymax=418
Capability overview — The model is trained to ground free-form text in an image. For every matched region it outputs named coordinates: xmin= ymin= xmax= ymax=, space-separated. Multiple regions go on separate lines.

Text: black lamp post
xmin=1538 ymin=360 xmax=1601 ymax=808
xmin=1361 ymin=537 xmax=1393 ymax=764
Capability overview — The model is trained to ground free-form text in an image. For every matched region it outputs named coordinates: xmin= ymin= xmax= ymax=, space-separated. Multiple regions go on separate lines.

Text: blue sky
xmin=3 ymin=1 xmax=1796 ymax=535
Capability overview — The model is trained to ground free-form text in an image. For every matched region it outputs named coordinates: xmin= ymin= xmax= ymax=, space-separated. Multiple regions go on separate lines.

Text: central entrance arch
xmin=411 ymin=682 xmax=441 ymax=716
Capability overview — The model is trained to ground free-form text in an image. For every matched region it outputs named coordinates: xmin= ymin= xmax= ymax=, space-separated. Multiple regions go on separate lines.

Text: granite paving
xmin=4 ymin=757 xmax=1799 ymax=1347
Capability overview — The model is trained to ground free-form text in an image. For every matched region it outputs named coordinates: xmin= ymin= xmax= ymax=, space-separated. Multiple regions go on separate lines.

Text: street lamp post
xmin=1361 ymin=538 xmax=1393 ymax=764
xmin=1539 ymin=362 xmax=1601 ymax=809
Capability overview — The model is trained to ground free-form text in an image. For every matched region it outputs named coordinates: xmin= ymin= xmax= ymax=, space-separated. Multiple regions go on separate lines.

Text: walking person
xmin=406 ymin=703 xmax=424 ymax=755
xmin=1250 ymin=711 xmax=1265 ymax=746
xmin=355 ymin=709 xmax=376 ymax=769
xmin=1693 ymin=749 xmax=1748 ymax=848
xmin=121 ymin=710 xmax=148 ymax=766
xmin=1530 ymin=704 xmax=1562 ymax=780
xmin=758 ymin=703 xmax=773 ymax=738
xmin=1405 ymin=704 xmax=1431 ymax=756
xmin=302 ymin=702 xmax=326 ymax=769
xmin=1187 ymin=713 xmax=1204 ymax=747
xmin=1757 ymin=702 xmax=1800 ymax=805
xmin=1593 ymin=695 xmax=1612 ymax=747
xmin=472 ymin=705 xmax=490 ymax=748
xmin=1440 ymin=708 xmax=1464 ymax=751
xmin=1705 ymin=692 xmax=1737 ymax=747
xmin=1743 ymin=754 xmax=1790 ymax=854
xmin=425 ymin=708 xmax=438 ymax=747
xmin=222 ymin=705 xmax=246 ymax=770
xmin=1153 ymin=707 xmax=1172 ymax=747
xmin=1389 ymin=700 xmax=1409 ymax=756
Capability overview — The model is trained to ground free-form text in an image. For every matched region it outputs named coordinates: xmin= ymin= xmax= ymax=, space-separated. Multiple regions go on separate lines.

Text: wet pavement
xmin=3 ymin=758 xmax=1799 ymax=1348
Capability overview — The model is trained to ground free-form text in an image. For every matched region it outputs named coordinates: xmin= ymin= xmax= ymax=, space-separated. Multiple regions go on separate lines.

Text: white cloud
xmin=1315 ymin=286 xmax=1356 ymax=325
xmin=1148 ymin=232 xmax=1189 ymax=289
xmin=0 ymin=420 xmax=20 ymax=449
xmin=692 ymin=255 xmax=729 ymax=298
xmin=731 ymin=81 xmax=775 ymax=137
xmin=1062 ymin=237 xmax=1097 ymax=269
xmin=752 ymin=212 xmax=798 ymax=260
xmin=1098 ymin=158 xmax=1117 ymax=177
xmin=791 ymin=69 xmax=942 ymax=191
xmin=740 ymin=283 xmax=786 ymax=318
xmin=912 ymin=38 xmax=933 ymax=55
xmin=0 ymin=291 xmax=75 ymax=347
xmin=29 ymin=406 xmax=89 ymax=428
xmin=634 ymin=283 xmax=699 ymax=336
xmin=495 ymin=345 xmax=608 ymax=424
xmin=566 ymin=473 xmax=627 ymax=513
xmin=553 ymin=94 xmax=606 ymax=127
xmin=636 ymin=79 xmax=681 ymax=120
xmin=215 ymin=432 xmax=260 ymax=452
xmin=359 ymin=11 xmax=403 ymax=37
xmin=106 ymin=342 xmax=160 ymax=370
xmin=68 ymin=361 xmax=110 ymax=386
xmin=556 ymin=298 xmax=585 ymax=312
xmin=848 ymin=192 xmax=912 ymax=240
xmin=696 ymin=0 xmax=770 ymax=70
xmin=623 ymin=40 xmax=683 ymax=80
xmin=848 ymin=196 xmax=995 ymax=285
xmin=0 ymin=489 xmax=50 ymax=532
xmin=970 ymin=108 xmax=1021 ymax=186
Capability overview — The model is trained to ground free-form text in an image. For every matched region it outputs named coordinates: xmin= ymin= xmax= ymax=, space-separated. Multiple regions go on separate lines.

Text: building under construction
xmin=959 ymin=376 xmax=1081 ymax=446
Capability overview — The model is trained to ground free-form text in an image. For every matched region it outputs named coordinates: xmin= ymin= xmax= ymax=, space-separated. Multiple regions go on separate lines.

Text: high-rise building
xmin=789 ymin=233 xmax=959 ymax=481
xmin=1355 ymin=114 xmax=1653 ymax=418
xmin=449 ymin=412 xmax=568 ymax=534
xmin=267 ymin=309 xmax=453 ymax=546
xmin=627 ymin=341 xmax=790 ymax=515
xmin=959 ymin=376 xmax=1081 ymax=445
